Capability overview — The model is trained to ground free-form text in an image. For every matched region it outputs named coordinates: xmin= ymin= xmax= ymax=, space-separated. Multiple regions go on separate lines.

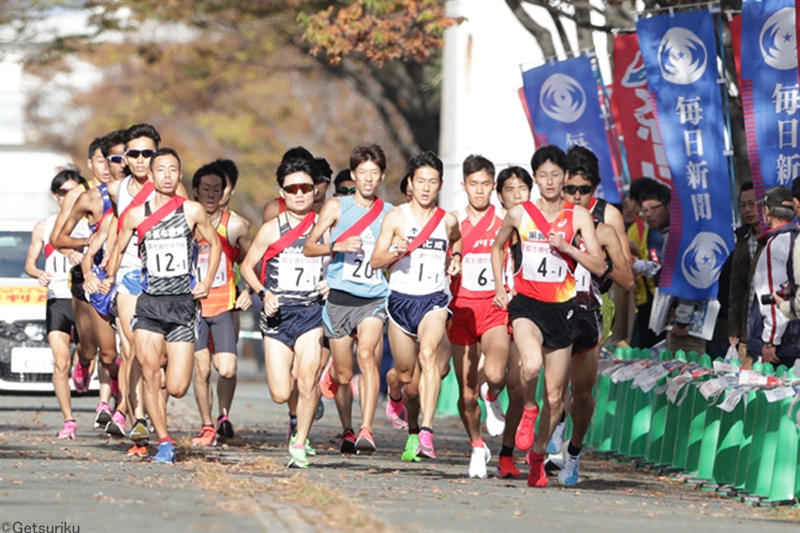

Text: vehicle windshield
xmin=0 ymin=232 xmax=42 ymax=278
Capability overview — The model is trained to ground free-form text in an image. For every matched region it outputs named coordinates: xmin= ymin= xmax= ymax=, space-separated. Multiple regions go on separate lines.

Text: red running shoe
xmin=319 ymin=361 xmax=339 ymax=400
xmin=526 ymin=450 xmax=548 ymax=488
xmin=515 ymin=405 xmax=539 ymax=452
xmin=496 ymin=455 xmax=521 ymax=478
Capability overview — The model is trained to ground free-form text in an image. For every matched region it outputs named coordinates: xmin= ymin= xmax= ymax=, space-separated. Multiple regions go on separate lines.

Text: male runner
xmin=190 ymin=162 xmax=252 ymax=446
xmin=240 ymin=158 xmax=327 ymax=468
xmin=105 ymin=147 xmax=220 ymax=463
xmin=105 ymin=129 xmax=129 ymax=182
xmin=371 ymin=151 xmax=462 ymax=459
xmin=26 ymin=171 xmax=92 ymax=439
xmin=304 ymin=144 xmax=393 ymax=454
xmin=491 ymin=145 xmax=605 ymax=487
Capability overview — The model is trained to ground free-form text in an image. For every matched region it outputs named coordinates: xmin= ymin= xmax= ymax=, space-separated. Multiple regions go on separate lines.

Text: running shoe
xmin=526 ymin=450 xmax=548 ymax=488
xmin=289 ymin=433 xmax=317 ymax=457
xmin=57 ymin=420 xmax=77 ymax=440
xmin=288 ymin=444 xmax=309 ymax=468
xmin=545 ymin=442 xmax=566 ymax=472
xmin=94 ymin=402 xmax=112 ymax=429
xmin=286 ymin=419 xmax=298 ymax=443
xmin=129 ymin=418 xmax=150 ymax=443
xmin=496 ymin=455 xmax=521 ymax=479
xmin=152 ymin=441 xmax=176 ymax=464
xmin=386 ymin=395 xmax=408 ymax=430
xmin=191 ymin=426 xmax=217 ymax=447
xmin=105 ymin=411 xmax=126 ymax=437
xmin=401 ymin=434 xmax=421 ymax=462
xmin=355 ymin=428 xmax=376 ymax=455
xmin=217 ymin=414 xmax=234 ymax=439
xmin=319 ymin=361 xmax=338 ymax=400
xmin=127 ymin=443 xmax=148 ymax=457
xmin=547 ymin=418 xmax=566 ymax=454
xmin=468 ymin=443 xmax=491 ymax=479
xmin=515 ymin=405 xmax=539 ymax=452
xmin=480 ymin=382 xmax=506 ymax=437
xmin=558 ymin=451 xmax=580 ymax=487
xmin=314 ymin=398 xmax=325 ymax=421
xmin=340 ymin=428 xmax=356 ymax=454
xmin=72 ymin=360 xmax=91 ymax=393
xmin=418 ymin=429 xmax=435 ymax=459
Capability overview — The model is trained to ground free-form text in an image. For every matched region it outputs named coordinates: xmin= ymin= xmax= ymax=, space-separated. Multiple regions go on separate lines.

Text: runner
xmin=304 ymin=144 xmax=393 ymax=454
xmin=104 ymin=147 xmax=221 ymax=463
xmin=490 ymin=145 xmax=604 ymax=487
xmin=370 ymin=151 xmax=462 ymax=459
xmin=105 ymin=129 xmax=129 ymax=182
xmin=552 ymin=148 xmax=634 ymax=486
xmin=190 ymin=162 xmax=252 ymax=446
xmin=240 ymin=158 xmax=327 ymax=468
xmin=25 ymin=171 xmax=92 ymax=439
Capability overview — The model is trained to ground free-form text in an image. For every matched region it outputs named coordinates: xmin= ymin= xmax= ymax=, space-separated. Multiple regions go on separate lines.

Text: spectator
xmin=774 ymin=177 xmax=800 ymax=330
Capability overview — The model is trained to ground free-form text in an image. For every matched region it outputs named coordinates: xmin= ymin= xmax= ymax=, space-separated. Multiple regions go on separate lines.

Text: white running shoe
xmin=558 ymin=450 xmax=580 ymax=487
xmin=545 ymin=441 xmax=566 ymax=472
xmin=546 ymin=418 xmax=566 ymax=454
xmin=480 ymin=382 xmax=506 ymax=437
xmin=468 ymin=443 xmax=492 ymax=479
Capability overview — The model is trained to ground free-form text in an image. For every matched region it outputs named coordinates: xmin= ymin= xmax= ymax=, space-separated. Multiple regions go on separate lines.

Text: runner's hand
xmin=316 ymin=279 xmax=330 ymax=298
xmin=547 ymin=230 xmax=568 ymax=253
xmin=632 ymin=259 xmax=661 ymax=278
xmin=84 ymin=272 xmax=101 ymax=295
xmin=262 ymin=292 xmax=280 ymax=317
xmin=493 ymin=288 xmax=508 ymax=309
xmin=67 ymin=250 xmax=84 ymax=266
xmin=395 ymin=238 xmax=409 ymax=257
xmin=99 ymin=277 xmax=115 ymax=296
xmin=235 ymin=290 xmax=252 ymax=311
xmin=192 ymin=281 xmax=212 ymax=300
xmin=447 ymin=255 xmax=461 ymax=277
xmin=338 ymin=236 xmax=362 ymax=253
xmin=37 ymin=272 xmax=52 ymax=287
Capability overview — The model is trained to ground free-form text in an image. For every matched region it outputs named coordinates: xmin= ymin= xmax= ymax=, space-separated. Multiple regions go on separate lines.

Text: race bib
xmin=278 ymin=253 xmax=321 ymax=291
xmin=145 ymin=238 xmax=188 ymax=278
xmin=574 ymin=264 xmax=591 ymax=294
xmin=343 ymin=245 xmax=381 ymax=285
xmin=197 ymin=246 xmax=227 ymax=288
xmin=46 ymin=254 xmax=70 ymax=276
xmin=461 ymin=253 xmax=494 ymax=292
xmin=410 ymin=249 xmax=446 ymax=290
xmin=521 ymin=242 xmax=568 ymax=283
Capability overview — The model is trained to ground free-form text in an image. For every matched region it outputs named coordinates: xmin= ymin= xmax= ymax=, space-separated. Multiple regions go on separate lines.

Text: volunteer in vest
xmin=58 ymin=135 xmax=125 ymax=433
xmin=105 ymin=147 xmax=220 ymax=464
xmin=490 ymin=145 xmax=605 ymax=488
xmin=446 ymin=155 xmax=508 ymax=478
xmin=371 ymin=151 xmax=462 ymax=460
xmin=240 ymin=158 xmax=327 ymax=469
xmin=551 ymin=149 xmax=633 ymax=486
xmin=25 ymin=171 xmax=92 ymax=440
xmin=304 ymin=144 xmax=393 ymax=455
xmin=190 ymin=162 xmax=252 ymax=447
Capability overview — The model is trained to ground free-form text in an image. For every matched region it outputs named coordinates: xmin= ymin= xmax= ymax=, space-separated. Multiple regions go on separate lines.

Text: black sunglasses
xmin=55 ymin=188 xmax=72 ymax=197
xmin=283 ymin=183 xmax=315 ymax=195
xmin=336 ymin=186 xmax=356 ymax=196
xmin=125 ymin=149 xmax=156 ymax=159
xmin=107 ymin=155 xmax=125 ymax=164
xmin=564 ymin=184 xmax=593 ymax=195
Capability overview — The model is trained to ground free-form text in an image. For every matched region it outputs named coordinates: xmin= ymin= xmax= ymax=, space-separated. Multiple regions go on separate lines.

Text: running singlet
xmin=264 ymin=213 xmax=323 ymax=307
xmin=574 ymin=198 xmax=608 ymax=310
xmin=451 ymin=207 xmax=504 ymax=300
xmin=43 ymin=215 xmax=74 ymax=300
xmin=88 ymin=183 xmax=114 ymax=265
xmin=118 ymin=176 xmax=156 ymax=271
xmin=389 ymin=203 xmax=449 ymax=296
xmin=197 ymin=211 xmax=237 ymax=317
xmin=513 ymin=202 xmax=576 ymax=303
xmin=327 ymin=195 xmax=393 ymax=298
xmin=138 ymin=203 xmax=195 ymax=296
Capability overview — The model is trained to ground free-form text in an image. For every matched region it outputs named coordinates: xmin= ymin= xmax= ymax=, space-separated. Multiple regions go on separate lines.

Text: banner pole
xmin=591 ymin=53 xmax=631 ymax=195
xmin=715 ymin=7 xmax=739 ymax=224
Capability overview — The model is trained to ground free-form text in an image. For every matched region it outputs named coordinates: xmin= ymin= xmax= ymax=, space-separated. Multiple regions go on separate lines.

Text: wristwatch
xmin=764 ymin=342 xmax=775 ymax=349
xmin=257 ymin=289 xmax=267 ymax=300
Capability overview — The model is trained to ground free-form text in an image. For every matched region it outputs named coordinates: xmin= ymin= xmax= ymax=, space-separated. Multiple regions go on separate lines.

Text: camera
xmin=760 ymin=280 xmax=796 ymax=305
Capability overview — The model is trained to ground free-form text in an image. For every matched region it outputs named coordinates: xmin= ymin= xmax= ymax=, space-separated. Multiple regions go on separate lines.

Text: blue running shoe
xmin=152 ymin=441 xmax=176 ymax=464
xmin=558 ymin=451 xmax=580 ymax=486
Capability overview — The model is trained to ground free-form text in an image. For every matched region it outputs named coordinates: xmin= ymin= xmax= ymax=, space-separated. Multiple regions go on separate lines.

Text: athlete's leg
xmin=532 ymin=346 xmax=572 ymax=455
xmin=193 ymin=348 xmax=214 ymax=427
xmin=292 ymin=328 xmax=324 ymax=447
xmin=354 ymin=317 xmax=384 ymax=430
xmin=416 ymin=309 xmax=449 ymax=429
xmin=568 ymin=346 xmax=599 ymax=448
xmin=510 ymin=317 xmax=545 ymax=409
xmin=214 ymin=351 xmax=237 ymax=417
xmin=405 ymin=363 xmax=422 ymax=430
xmin=263 ymin=337 xmax=296 ymax=404
xmin=164 ymin=341 xmax=194 ymax=399
xmin=135 ymin=329 xmax=168 ymax=440
xmin=387 ymin=321 xmax=418 ymax=387
xmin=117 ymin=293 xmax=144 ymax=420
xmin=50 ymin=331 xmax=74 ymax=421
xmin=335 ymin=380 xmax=354 ymax=430
xmin=453 ymin=341 xmax=482 ymax=442
xmin=502 ymin=343 xmax=524 ymax=451
xmin=481 ymin=326 xmax=510 ymax=398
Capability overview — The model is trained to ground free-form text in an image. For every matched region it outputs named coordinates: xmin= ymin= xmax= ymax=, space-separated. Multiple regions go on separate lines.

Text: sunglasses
xmin=55 ymin=188 xmax=73 ymax=197
xmin=107 ymin=155 xmax=125 ymax=164
xmin=336 ymin=186 xmax=356 ymax=196
xmin=282 ymin=183 xmax=315 ymax=195
xmin=564 ymin=184 xmax=593 ymax=195
xmin=125 ymin=149 xmax=156 ymax=159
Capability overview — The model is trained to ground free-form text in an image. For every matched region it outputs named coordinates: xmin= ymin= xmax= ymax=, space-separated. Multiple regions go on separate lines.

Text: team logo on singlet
xmin=361 ymin=227 xmax=376 ymax=243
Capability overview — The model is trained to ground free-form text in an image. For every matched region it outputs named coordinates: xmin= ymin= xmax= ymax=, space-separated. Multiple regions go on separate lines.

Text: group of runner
xmin=30 ymin=125 xmax=634 ymax=487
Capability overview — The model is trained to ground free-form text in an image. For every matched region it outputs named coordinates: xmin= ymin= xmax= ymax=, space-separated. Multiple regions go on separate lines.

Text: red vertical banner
xmin=517 ymin=87 xmax=546 ymax=147
xmin=729 ymin=14 xmax=743 ymax=85
xmin=610 ymin=33 xmax=671 ymax=185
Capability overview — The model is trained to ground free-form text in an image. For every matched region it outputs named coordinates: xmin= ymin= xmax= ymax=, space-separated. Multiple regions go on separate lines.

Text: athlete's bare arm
xmin=603 ymin=204 xmax=631 ymax=263
xmin=240 ymin=219 xmax=280 ymax=315
xmin=597 ymin=223 xmax=634 ymax=291
xmin=550 ymin=205 xmax=605 ymax=276
xmin=186 ymin=201 xmax=221 ymax=300
xmin=262 ymin=200 xmax=281 ymax=224
xmin=82 ymin=214 xmax=114 ymax=295
xmin=54 ymin=189 xmax=100 ymax=250
xmin=491 ymin=205 xmax=523 ymax=309
xmin=104 ymin=204 xmax=146 ymax=292
xmin=369 ymin=208 xmax=407 ymax=270
xmin=107 ymin=179 xmax=120 ymax=205
xmin=25 ymin=221 xmax=50 ymax=286
xmin=445 ymin=211 xmax=462 ymax=277
xmin=50 ymin=187 xmax=88 ymax=261
xmin=304 ymin=198 xmax=343 ymax=257
xmin=228 ymin=215 xmax=252 ymax=263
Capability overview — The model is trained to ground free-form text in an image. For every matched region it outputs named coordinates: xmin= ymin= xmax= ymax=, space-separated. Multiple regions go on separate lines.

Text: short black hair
xmin=531 ymin=145 xmax=568 ymax=174
xmin=51 ymin=169 xmax=88 ymax=193
xmin=640 ymin=183 xmax=671 ymax=206
xmin=192 ymin=162 xmax=226 ymax=191
xmin=407 ymin=151 xmax=443 ymax=181
xmin=400 ymin=174 xmax=410 ymax=196
xmin=793 ymin=177 xmax=800 ymax=202
xmin=350 ymin=144 xmax=387 ymax=173
xmin=567 ymin=145 xmax=600 ymax=188
xmin=101 ymin=129 xmax=129 ymax=157
xmin=213 ymin=159 xmax=239 ymax=188
xmin=280 ymin=147 xmax=314 ymax=164
xmin=149 ymin=147 xmax=181 ymax=171
xmin=629 ymin=177 xmax=660 ymax=203
xmin=334 ymin=169 xmax=352 ymax=188
xmin=313 ymin=157 xmax=332 ymax=184
xmin=276 ymin=158 xmax=317 ymax=188
xmin=87 ymin=136 xmax=106 ymax=160
xmin=739 ymin=180 xmax=754 ymax=200
xmin=462 ymin=154 xmax=495 ymax=181
xmin=126 ymin=123 xmax=161 ymax=149
xmin=496 ymin=166 xmax=533 ymax=195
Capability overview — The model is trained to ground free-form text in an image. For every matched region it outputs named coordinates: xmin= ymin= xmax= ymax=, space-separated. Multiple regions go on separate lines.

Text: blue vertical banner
xmin=740 ymin=0 xmax=799 ymax=197
xmin=521 ymin=56 xmax=621 ymax=203
xmin=636 ymin=10 xmax=734 ymax=300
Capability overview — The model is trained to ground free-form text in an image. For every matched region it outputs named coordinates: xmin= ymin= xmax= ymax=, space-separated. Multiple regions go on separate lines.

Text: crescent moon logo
xmin=760 ymin=8 xmax=797 ymax=70
xmin=681 ymin=232 xmax=729 ymax=290
xmin=657 ymin=27 xmax=708 ymax=85
xmin=539 ymin=73 xmax=587 ymax=124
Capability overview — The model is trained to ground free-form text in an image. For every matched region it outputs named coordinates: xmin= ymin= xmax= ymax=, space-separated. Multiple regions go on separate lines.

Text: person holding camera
xmin=747 ymin=186 xmax=800 ymax=366
xmin=772 ymin=178 xmax=800 ymax=361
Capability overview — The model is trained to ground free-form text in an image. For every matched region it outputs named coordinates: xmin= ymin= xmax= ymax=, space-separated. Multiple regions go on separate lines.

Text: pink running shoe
xmin=94 ymin=401 xmax=112 ymax=429
xmin=386 ymin=396 xmax=408 ymax=430
xmin=72 ymin=360 xmax=91 ymax=393
xmin=57 ymin=420 xmax=77 ymax=440
xmin=105 ymin=410 xmax=126 ymax=437
xmin=418 ymin=429 xmax=435 ymax=459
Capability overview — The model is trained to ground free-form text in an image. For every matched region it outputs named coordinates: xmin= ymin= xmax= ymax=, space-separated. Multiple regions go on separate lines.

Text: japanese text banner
xmin=740 ymin=0 xmax=799 ymax=194
xmin=521 ymin=56 xmax=621 ymax=203
xmin=636 ymin=10 xmax=734 ymax=300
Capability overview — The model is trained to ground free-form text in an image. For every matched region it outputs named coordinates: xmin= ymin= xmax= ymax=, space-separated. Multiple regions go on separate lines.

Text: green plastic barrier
xmin=733 ymin=361 xmax=764 ymax=493
xmin=597 ymin=347 xmax=626 ymax=453
xmin=766 ymin=375 xmax=800 ymax=504
xmin=712 ymin=359 xmax=744 ymax=489
xmin=684 ymin=353 xmax=712 ymax=478
xmin=695 ymin=358 xmax=726 ymax=488
xmin=643 ymin=349 xmax=673 ymax=465
xmin=670 ymin=350 xmax=700 ymax=472
xmin=658 ymin=349 xmax=689 ymax=470
xmin=610 ymin=347 xmax=634 ymax=457
xmin=742 ymin=363 xmax=775 ymax=497
xmin=753 ymin=366 xmax=787 ymax=499
xmin=625 ymin=348 xmax=652 ymax=459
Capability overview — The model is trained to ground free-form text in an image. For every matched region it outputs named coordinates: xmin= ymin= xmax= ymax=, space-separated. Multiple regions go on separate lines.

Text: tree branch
xmin=504 ymin=0 xmax=556 ymax=58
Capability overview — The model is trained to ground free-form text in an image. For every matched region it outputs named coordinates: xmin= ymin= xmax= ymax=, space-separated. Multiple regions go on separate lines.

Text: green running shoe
xmin=289 ymin=433 xmax=316 ymax=457
xmin=402 ymin=434 xmax=421 ymax=462
xmin=288 ymin=443 xmax=309 ymax=469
